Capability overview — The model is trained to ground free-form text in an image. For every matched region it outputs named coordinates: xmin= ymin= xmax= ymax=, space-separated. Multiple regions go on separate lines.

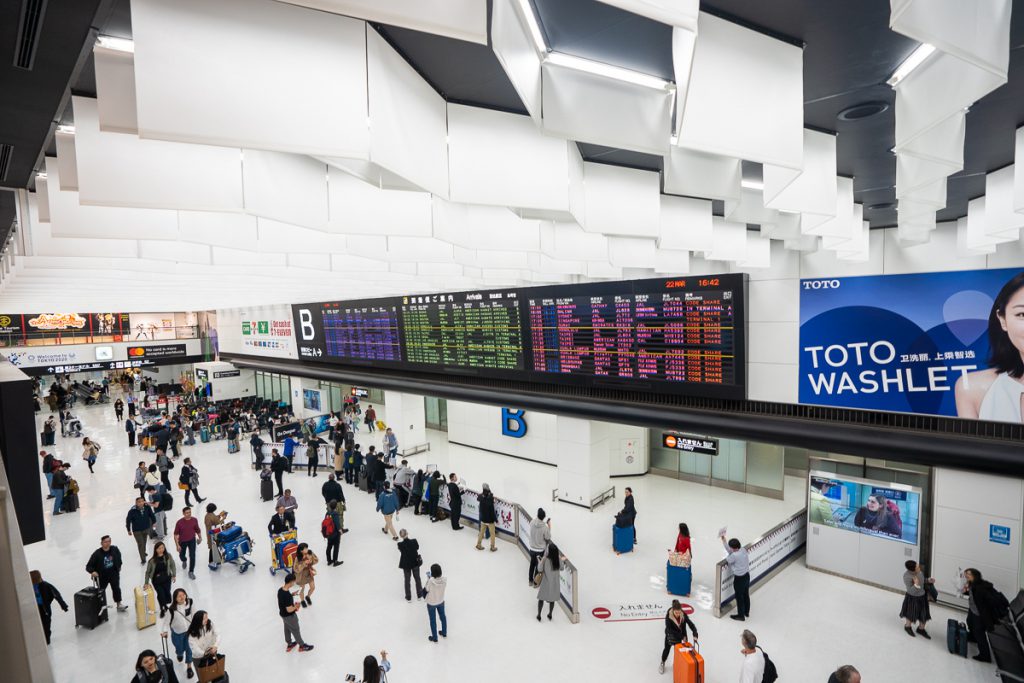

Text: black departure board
xmin=291 ymin=274 xmax=745 ymax=399
xmin=400 ymin=290 xmax=522 ymax=370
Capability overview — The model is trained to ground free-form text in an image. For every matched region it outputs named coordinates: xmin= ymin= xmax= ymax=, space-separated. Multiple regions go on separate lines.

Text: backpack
xmin=161 ymin=492 xmax=174 ymax=512
xmin=321 ymin=513 xmax=336 ymax=538
xmin=759 ymin=648 xmax=778 ymax=683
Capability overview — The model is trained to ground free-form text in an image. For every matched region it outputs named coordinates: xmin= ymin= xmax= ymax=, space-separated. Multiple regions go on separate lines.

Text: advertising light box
xmin=292 ymin=275 xmax=747 ymax=400
xmin=799 ymin=268 xmax=1024 ymax=422
xmin=808 ymin=472 xmax=921 ymax=546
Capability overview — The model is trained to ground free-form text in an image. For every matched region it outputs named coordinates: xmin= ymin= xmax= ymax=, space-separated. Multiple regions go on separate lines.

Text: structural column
xmin=555 ymin=417 xmax=611 ymax=508
xmin=383 ymin=390 xmax=428 ymax=455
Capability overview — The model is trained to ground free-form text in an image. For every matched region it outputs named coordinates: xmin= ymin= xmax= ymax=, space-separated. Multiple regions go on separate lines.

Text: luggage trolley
xmin=269 ymin=528 xmax=298 ymax=576
xmin=209 ymin=522 xmax=255 ymax=574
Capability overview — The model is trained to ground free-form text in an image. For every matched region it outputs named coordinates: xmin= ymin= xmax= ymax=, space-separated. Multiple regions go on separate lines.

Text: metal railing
xmin=515 ymin=505 xmax=580 ymax=624
xmin=590 ymin=485 xmax=616 ymax=510
xmin=713 ymin=508 xmax=807 ymax=618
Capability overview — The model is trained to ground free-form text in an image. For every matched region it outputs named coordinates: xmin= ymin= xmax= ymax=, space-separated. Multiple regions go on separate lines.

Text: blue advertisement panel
xmin=799 ymin=268 xmax=1024 ymax=422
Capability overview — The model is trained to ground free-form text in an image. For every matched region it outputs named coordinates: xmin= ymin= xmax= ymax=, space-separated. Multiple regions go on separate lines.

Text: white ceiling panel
xmin=73 ymin=97 xmax=245 ymax=212
xmin=663 ymin=147 xmax=741 ymax=202
xmin=596 ymin=0 xmax=699 ymax=30
xmin=327 ymin=168 xmax=432 ymax=236
xmin=276 ymin=0 xmax=487 ymax=44
xmin=582 ymin=162 xmax=660 ymax=237
xmin=54 ymin=131 xmax=78 ymax=191
xmin=138 ymin=240 xmax=213 ymax=265
xmin=256 ymin=218 xmax=347 ymax=254
xmin=93 ymin=45 xmax=138 ymax=134
xmin=178 ymin=212 xmax=258 ymax=250
xmin=367 ymin=28 xmax=449 ymax=197
xmin=491 ymin=0 xmax=543 ymax=120
xmin=658 ymin=194 xmax=712 ymax=251
xmin=132 ymin=0 xmax=369 ymax=157
xmin=242 ymin=150 xmax=328 ymax=230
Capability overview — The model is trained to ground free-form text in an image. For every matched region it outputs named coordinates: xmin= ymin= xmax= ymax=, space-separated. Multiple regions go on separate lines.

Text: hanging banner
xmin=800 ymin=268 xmax=1024 ymax=422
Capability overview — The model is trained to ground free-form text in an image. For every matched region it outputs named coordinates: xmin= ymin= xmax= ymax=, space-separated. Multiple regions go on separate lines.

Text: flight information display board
xmin=291 ymin=274 xmax=745 ymax=399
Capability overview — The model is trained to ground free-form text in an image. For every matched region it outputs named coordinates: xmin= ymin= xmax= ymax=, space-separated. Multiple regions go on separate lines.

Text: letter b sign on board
xmin=298 ymin=309 xmax=315 ymax=341
xmin=501 ymin=408 xmax=527 ymax=438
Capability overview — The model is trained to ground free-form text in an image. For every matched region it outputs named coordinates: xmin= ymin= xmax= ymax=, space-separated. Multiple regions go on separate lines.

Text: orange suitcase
xmin=672 ymin=642 xmax=704 ymax=683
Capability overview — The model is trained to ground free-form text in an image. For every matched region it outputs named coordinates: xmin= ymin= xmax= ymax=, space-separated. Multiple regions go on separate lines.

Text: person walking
xmin=146 ymin=485 xmax=169 ymax=540
xmin=30 ymin=570 xmax=68 ymax=645
xmin=126 ymin=497 xmax=157 ymax=564
xmin=476 ymin=483 xmax=499 ymax=551
xmin=145 ymin=542 xmax=177 ymax=612
xmin=535 ymin=542 xmax=563 ymax=622
xmin=721 ymin=535 xmax=751 ymax=621
xmin=156 ymin=450 xmax=173 ymax=492
xmin=42 ymin=416 xmax=57 ymax=446
xmin=278 ymin=573 xmax=314 ymax=652
xmin=133 ymin=648 xmax=181 ymax=683
xmin=323 ymin=501 xmax=343 ymax=567
xmin=276 ymin=489 xmax=298 ymax=516
xmin=270 ymin=449 xmax=288 ymax=498
xmin=738 ymin=630 xmax=766 ymax=683
xmin=203 ymin=504 xmax=228 ymax=566
xmin=126 ymin=392 xmax=137 ymax=418
xmin=365 ymin=405 xmax=377 ymax=432
xmin=114 ymin=398 xmax=124 ymax=421
xmin=900 ymin=560 xmax=932 ymax=639
xmin=307 ymin=436 xmax=325 ymax=478
xmin=269 ymin=505 xmax=296 ymax=535
xmin=527 ymin=508 xmax=552 ymax=586
xmin=82 ymin=436 xmax=101 ymax=474
xmin=133 ymin=461 xmax=149 ymax=500
xmin=85 ymin=535 xmax=129 ymax=613
xmin=397 ymin=529 xmax=423 ymax=602
xmin=250 ymin=431 xmax=264 ymax=463
xmin=126 ymin=415 xmax=138 ymax=448
xmin=294 ymin=543 xmax=319 ymax=606
xmin=383 ymin=427 xmax=398 ymax=464
xmin=160 ymin=588 xmax=194 ymax=679
xmin=173 ymin=507 xmax=202 ymax=580
xmin=321 ymin=473 xmax=344 ymax=508
xmin=187 ymin=611 xmax=220 ymax=670
xmin=446 ymin=473 xmax=465 ymax=531
xmin=369 ymin=447 xmax=387 ymax=497
xmin=377 ymin=482 xmax=400 ymax=540
xmin=659 ymin=599 xmax=698 ymax=674
xmin=423 ymin=563 xmax=447 ymax=642
xmin=961 ymin=567 xmax=1008 ymax=661
xmin=178 ymin=458 xmax=205 ymax=506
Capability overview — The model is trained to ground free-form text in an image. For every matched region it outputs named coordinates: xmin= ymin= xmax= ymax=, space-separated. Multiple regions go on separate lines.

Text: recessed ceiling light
xmin=836 ymin=101 xmax=890 ymax=121
xmin=740 ymin=179 xmax=763 ymax=191
xmin=887 ymin=43 xmax=936 ymax=87
xmin=96 ymin=35 xmax=134 ymax=53
xmin=57 ymin=125 xmax=75 ymax=134
xmin=545 ymin=51 xmax=672 ymax=90
xmin=516 ymin=0 xmax=547 ymax=54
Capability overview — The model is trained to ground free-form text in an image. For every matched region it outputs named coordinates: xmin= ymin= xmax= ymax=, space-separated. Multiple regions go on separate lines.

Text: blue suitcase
xmin=227 ymin=441 xmax=239 ymax=454
xmin=222 ymin=536 xmax=251 ymax=562
xmin=200 ymin=426 xmax=210 ymax=443
xmin=667 ymin=563 xmax=692 ymax=596
xmin=947 ymin=618 xmax=968 ymax=657
xmin=613 ymin=524 xmax=634 ymax=554
xmin=217 ymin=525 xmax=243 ymax=543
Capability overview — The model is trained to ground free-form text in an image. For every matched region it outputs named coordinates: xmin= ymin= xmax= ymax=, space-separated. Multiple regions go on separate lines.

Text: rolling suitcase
xmin=279 ymin=541 xmax=298 ymax=569
xmin=358 ymin=468 xmax=369 ymax=492
xmin=223 ymin=536 xmax=251 ymax=562
xmin=74 ymin=580 xmax=108 ymax=629
xmin=613 ymin=524 xmax=634 ymax=554
xmin=256 ymin=475 xmax=272 ymax=501
xmin=947 ymin=618 xmax=968 ymax=657
xmin=200 ymin=426 xmax=210 ymax=443
xmin=228 ymin=441 xmax=239 ymax=454
xmin=667 ymin=563 xmax=692 ymax=596
xmin=63 ymin=493 xmax=79 ymax=513
xmin=134 ymin=585 xmax=157 ymax=630
xmin=672 ymin=642 xmax=704 ymax=683
xmin=218 ymin=525 xmax=243 ymax=543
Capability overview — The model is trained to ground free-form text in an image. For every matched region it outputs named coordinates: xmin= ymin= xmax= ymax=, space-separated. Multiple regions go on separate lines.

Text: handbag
xmin=178 ymin=482 xmax=189 ymax=490
xmin=415 ymin=554 xmax=423 ymax=567
xmin=533 ymin=567 xmax=544 ymax=587
xmin=196 ymin=653 xmax=226 ymax=683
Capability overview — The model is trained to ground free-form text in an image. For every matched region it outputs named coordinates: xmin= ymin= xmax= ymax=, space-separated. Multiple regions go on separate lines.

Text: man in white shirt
xmin=738 ymin=630 xmax=765 ymax=683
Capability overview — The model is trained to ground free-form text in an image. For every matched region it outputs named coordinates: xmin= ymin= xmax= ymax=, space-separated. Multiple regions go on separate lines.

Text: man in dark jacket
xmin=321 ymin=474 xmax=345 ymax=507
xmin=270 ymin=449 xmax=289 ymax=498
xmin=125 ymin=497 xmax=157 ymax=563
xmin=476 ymin=483 xmax=498 ymax=551
xmin=396 ymin=529 xmax=423 ymax=602
xmin=40 ymin=450 xmax=56 ymax=499
xmin=828 ymin=665 xmax=861 ymax=683
xmin=268 ymin=505 xmax=296 ymax=535
xmin=85 ymin=535 xmax=128 ymax=612
xmin=447 ymin=473 xmax=464 ymax=531
xmin=30 ymin=570 xmax=68 ymax=645
xmin=50 ymin=464 xmax=69 ymax=515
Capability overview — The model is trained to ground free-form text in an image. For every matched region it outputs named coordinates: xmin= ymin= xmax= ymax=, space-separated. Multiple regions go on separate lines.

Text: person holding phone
xmin=347 ymin=651 xmax=391 ymax=683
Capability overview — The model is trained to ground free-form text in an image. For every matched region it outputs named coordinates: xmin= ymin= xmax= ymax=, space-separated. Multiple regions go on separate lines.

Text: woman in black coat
xmin=963 ymin=567 xmax=1009 ymax=662
xmin=30 ymin=570 xmax=68 ymax=645
xmin=659 ymin=599 xmax=698 ymax=674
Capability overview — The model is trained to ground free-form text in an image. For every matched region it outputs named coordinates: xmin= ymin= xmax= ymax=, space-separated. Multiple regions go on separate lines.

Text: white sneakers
xmin=658 ymin=662 xmax=665 ymax=675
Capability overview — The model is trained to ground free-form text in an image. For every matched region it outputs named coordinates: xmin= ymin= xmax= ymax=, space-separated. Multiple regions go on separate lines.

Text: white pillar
xmin=383 ymin=390 xmax=428 ymax=454
xmin=555 ymin=417 xmax=611 ymax=507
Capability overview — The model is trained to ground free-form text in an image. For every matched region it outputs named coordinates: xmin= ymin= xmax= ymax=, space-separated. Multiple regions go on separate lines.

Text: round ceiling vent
xmin=836 ymin=101 xmax=890 ymax=121
xmin=867 ymin=201 xmax=897 ymax=211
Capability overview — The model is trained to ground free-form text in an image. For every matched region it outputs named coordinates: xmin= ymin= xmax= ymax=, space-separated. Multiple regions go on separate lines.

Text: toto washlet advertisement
xmin=799 ymin=268 xmax=1024 ymax=423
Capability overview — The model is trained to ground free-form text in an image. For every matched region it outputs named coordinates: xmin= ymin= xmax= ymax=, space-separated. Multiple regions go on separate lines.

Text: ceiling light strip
xmin=886 ymin=43 xmax=935 ymax=86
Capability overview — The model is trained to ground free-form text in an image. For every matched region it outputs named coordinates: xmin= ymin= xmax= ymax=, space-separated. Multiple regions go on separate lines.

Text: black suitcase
xmin=260 ymin=478 xmax=274 ymax=502
xmin=947 ymin=618 xmax=968 ymax=657
xmin=358 ymin=468 xmax=369 ymax=493
xmin=74 ymin=583 xmax=108 ymax=629
xmin=64 ymin=493 xmax=79 ymax=513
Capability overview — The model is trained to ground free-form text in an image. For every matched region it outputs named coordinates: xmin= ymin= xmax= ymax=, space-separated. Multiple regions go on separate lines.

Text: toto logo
xmin=802 ymin=279 xmax=841 ymax=290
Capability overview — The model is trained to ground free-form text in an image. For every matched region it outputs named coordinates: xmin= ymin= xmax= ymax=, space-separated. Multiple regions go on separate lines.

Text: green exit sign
xmin=242 ymin=322 xmax=251 ymax=335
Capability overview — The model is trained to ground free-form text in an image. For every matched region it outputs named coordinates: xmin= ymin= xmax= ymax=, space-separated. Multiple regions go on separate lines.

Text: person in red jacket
xmin=674 ymin=523 xmax=692 ymax=555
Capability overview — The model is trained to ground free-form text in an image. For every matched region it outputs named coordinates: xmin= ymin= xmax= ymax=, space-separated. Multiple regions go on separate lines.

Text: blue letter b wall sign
xmin=501 ymin=408 xmax=527 ymax=438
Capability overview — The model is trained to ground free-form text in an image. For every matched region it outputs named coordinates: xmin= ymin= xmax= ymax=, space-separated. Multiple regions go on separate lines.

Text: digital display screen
xmin=808 ymin=474 xmax=921 ymax=545
xmin=292 ymin=274 xmax=746 ymax=399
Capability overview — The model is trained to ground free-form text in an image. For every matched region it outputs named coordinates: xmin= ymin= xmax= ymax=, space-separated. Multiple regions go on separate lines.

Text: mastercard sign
xmin=127 ymin=347 xmax=148 ymax=357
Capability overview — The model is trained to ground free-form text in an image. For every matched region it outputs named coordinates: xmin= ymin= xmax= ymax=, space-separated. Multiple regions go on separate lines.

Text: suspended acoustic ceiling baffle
xmin=866 ymin=201 xmax=897 ymax=211
xmin=836 ymin=101 xmax=889 ymax=121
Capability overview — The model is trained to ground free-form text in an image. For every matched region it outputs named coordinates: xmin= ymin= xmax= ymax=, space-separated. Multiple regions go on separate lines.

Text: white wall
xmin=734 ymin=224 xmax=1024 ymax=403
xmin=932 ymin=468 xmax=1023 ymax=600
xmin=193 ymin=361 xmax=254 ymax=401
xmin=446 ymin=400 xmax=647 ymax=475
xmin=216 ymin=304 xmax=297 ymax=359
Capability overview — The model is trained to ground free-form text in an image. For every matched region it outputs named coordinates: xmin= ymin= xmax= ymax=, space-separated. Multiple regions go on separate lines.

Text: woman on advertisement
xmin=853 ymin=493 xmax=902 ymax=539
xmin=956 ymin=271 xmax=1024 ymax=422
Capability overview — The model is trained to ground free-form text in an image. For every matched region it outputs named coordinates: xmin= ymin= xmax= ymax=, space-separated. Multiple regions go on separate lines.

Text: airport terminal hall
xmin=4 ymin=1 xmax=1024 ymax=683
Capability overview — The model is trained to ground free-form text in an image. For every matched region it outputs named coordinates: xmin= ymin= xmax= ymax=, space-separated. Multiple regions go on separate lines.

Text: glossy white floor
xmin=27 ymin=398 xmax=991 ymax=683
